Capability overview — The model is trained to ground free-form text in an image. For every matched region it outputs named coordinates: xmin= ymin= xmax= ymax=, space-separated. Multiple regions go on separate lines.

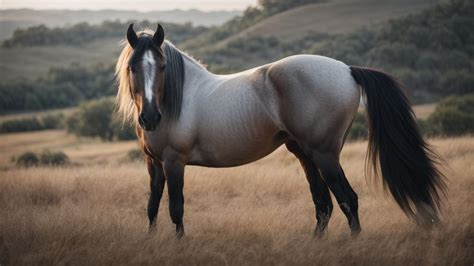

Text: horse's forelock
xmin=128 ymin=34 xmax=163 ymax=67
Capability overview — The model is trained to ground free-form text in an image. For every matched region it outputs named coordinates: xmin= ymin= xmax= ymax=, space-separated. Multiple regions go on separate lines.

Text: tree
xmin=426 ymin=94 xmax=474 ymax=136
xmin=67 ymin=98 xmax=115 ymax=141
xmin=66 ymin=98 xmax=136 ymax=141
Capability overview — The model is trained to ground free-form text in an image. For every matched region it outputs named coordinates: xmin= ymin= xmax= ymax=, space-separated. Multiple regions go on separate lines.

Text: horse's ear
xmin=127 ymin=23 xmax=139 ymax=49
xmin=153 ymin=24 xmax=165 ymax=46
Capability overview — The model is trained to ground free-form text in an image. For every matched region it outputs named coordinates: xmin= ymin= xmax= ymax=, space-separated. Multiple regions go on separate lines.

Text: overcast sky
xmin=0 ymin=0 xmax=258 ymax=11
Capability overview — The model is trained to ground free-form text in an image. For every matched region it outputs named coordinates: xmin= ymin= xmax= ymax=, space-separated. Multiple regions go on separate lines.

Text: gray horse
xmin=116 ymin=24 xmax=446 ymax=238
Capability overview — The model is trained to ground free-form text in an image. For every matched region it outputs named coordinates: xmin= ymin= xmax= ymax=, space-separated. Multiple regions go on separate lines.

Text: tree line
xmin=0 ymin=63 xmax=115 ymax=113
xmin=2 ymin=20 xmax=208 ymax=47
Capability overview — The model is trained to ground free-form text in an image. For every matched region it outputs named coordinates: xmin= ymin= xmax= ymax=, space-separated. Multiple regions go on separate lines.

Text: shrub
xmin=347 ymin=112 xmax=368 ymax=141
xmin=0 ymin=113 xmax=64 ymax=134
xmin=422 ymin=94 xmax=474 ymax=137
xmin=16 ymin=152 xmax=39 ymax=167
xmin=114 ymin=123 xmax=137 ymax=141
xmin=41 ymin=113 xmax=64 ymax=129
xmin=127 ymin=149 xmax=144 ymax=161
xmin=15 ymin=151 xmax=70 ymax=167
xmin=67 ymin=98 xmax=114 ymax=141
xmin=347 ymin=123 xmax=368 ymax=141
xmin=67 ymin=98 xmax=136 ymax=141
xmin=0 ymin=117 xmax=42 ymax=133
xmin=40 ymin=151 xmax=70 ymax=166
xmin=416 ymin=118 xmax=438 ymax=137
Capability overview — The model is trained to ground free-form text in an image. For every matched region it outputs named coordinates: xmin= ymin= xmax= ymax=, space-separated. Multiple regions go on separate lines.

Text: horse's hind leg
xmin=286 ymin=141 xmax=333 ymax=237
xmin=311 ymin=151 xmax=361 ymax=236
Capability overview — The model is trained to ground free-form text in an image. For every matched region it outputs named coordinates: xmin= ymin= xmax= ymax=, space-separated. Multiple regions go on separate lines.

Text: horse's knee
xmin=169 ymin=203 xmax=183 ymax=224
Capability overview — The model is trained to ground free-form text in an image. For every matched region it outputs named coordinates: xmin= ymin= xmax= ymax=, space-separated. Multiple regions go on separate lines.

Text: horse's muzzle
xmin=139 ymin=112 xmax=161 ymax=131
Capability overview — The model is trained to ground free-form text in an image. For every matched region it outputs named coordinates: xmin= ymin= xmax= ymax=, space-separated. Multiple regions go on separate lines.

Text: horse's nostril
xmin=139 ymin=113 xmax=147 ymax=124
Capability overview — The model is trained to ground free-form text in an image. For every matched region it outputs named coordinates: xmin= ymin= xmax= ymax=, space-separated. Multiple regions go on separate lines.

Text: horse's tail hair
xmin=349 ymin=65 xmax=446 ymax=225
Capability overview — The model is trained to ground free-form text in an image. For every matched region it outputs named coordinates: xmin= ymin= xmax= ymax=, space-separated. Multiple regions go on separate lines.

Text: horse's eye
xmin=160 ymin=64 xmax=166 ymax=71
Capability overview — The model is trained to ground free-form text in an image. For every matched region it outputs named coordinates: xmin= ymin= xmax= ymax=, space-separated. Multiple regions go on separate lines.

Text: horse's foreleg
xmin=146 ymin=156 xmax=166 ymax=231
xmin=164 ymin=159 xmax=185 ymax=238
xmin=312 ymin=151 xmax=361 ymax=236
xmin=286 ymin=142 xmax=333 ymax=237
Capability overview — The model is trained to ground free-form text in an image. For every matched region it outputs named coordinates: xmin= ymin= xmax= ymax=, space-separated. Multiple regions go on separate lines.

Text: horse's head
xmin=126 ymin=23 xmax=166 ymax=131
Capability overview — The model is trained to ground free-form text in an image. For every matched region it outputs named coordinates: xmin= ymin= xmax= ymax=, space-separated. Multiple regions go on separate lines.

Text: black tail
xmin=349 ymin=66 xmax=446 ymax=224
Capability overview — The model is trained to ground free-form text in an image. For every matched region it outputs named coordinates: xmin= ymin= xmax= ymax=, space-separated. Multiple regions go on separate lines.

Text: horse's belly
xmin=188 ymin=130 xmax=286 ymax=167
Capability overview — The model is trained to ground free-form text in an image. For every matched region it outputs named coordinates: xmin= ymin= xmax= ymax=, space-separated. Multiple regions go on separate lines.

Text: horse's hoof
xmin=351 ymin=228 xmax=361 ymax=238
xmin=148 ymin=224 xmax=157 ymax=233
xmin=176 ymin=223 xmax=185 ymax=239
xmin=313 ymin=227 xmax=327 ymax=238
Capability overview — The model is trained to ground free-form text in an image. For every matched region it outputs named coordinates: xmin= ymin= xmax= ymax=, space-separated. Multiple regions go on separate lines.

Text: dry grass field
xmin=0 ymin=107 xmax=78 ymax=123
xmin=412 ymin=104 xmax=437 ymax=119
xmin=0 ymin=130 xmax=473 ymax=265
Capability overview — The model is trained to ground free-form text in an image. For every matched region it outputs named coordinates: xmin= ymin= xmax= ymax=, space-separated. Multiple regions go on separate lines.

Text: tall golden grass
xmin=0 ymin=137 xmax=473 ymax=265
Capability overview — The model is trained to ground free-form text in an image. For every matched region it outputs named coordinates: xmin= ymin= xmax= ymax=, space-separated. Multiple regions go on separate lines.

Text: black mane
xmin=162 ymin=42 xmax=185 ymax=120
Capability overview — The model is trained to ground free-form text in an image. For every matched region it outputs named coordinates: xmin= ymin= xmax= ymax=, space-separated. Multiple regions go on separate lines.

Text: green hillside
xmin=215 ymin=0 xmax=439 ymax=46
xmin=0 ymin=38 xmax=119 ymax=80
xmin=184 ymin=0 xmax=439 ymax=52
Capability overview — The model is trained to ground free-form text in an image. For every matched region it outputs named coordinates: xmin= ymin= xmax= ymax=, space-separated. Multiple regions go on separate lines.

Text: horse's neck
xmin=182 ymin=56 xmax=223 ymax=95
xmin=182 ymin=55 xmax=260 ymax=96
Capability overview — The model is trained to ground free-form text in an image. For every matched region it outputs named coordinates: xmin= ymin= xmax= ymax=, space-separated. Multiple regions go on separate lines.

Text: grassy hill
xmin=0 ymin=38 xmax=120 ymax=80
xmin=195 ymin=0 xmax=440 ymax=50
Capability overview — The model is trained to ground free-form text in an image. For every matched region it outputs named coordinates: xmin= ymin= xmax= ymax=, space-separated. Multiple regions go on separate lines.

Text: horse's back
xmin=269 ymin=54 xmax=357 ymax=101
xmin=267 ymin=54 xmax=360 ymax=152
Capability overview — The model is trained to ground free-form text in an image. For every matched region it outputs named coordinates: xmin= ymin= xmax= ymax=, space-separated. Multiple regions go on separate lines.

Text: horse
xmin=115 ymin=24 xmax=446 ymax=238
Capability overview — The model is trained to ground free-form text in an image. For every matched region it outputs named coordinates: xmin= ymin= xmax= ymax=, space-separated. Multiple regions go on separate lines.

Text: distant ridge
xmin=0 ymin=9 xmax=240 ymax=40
